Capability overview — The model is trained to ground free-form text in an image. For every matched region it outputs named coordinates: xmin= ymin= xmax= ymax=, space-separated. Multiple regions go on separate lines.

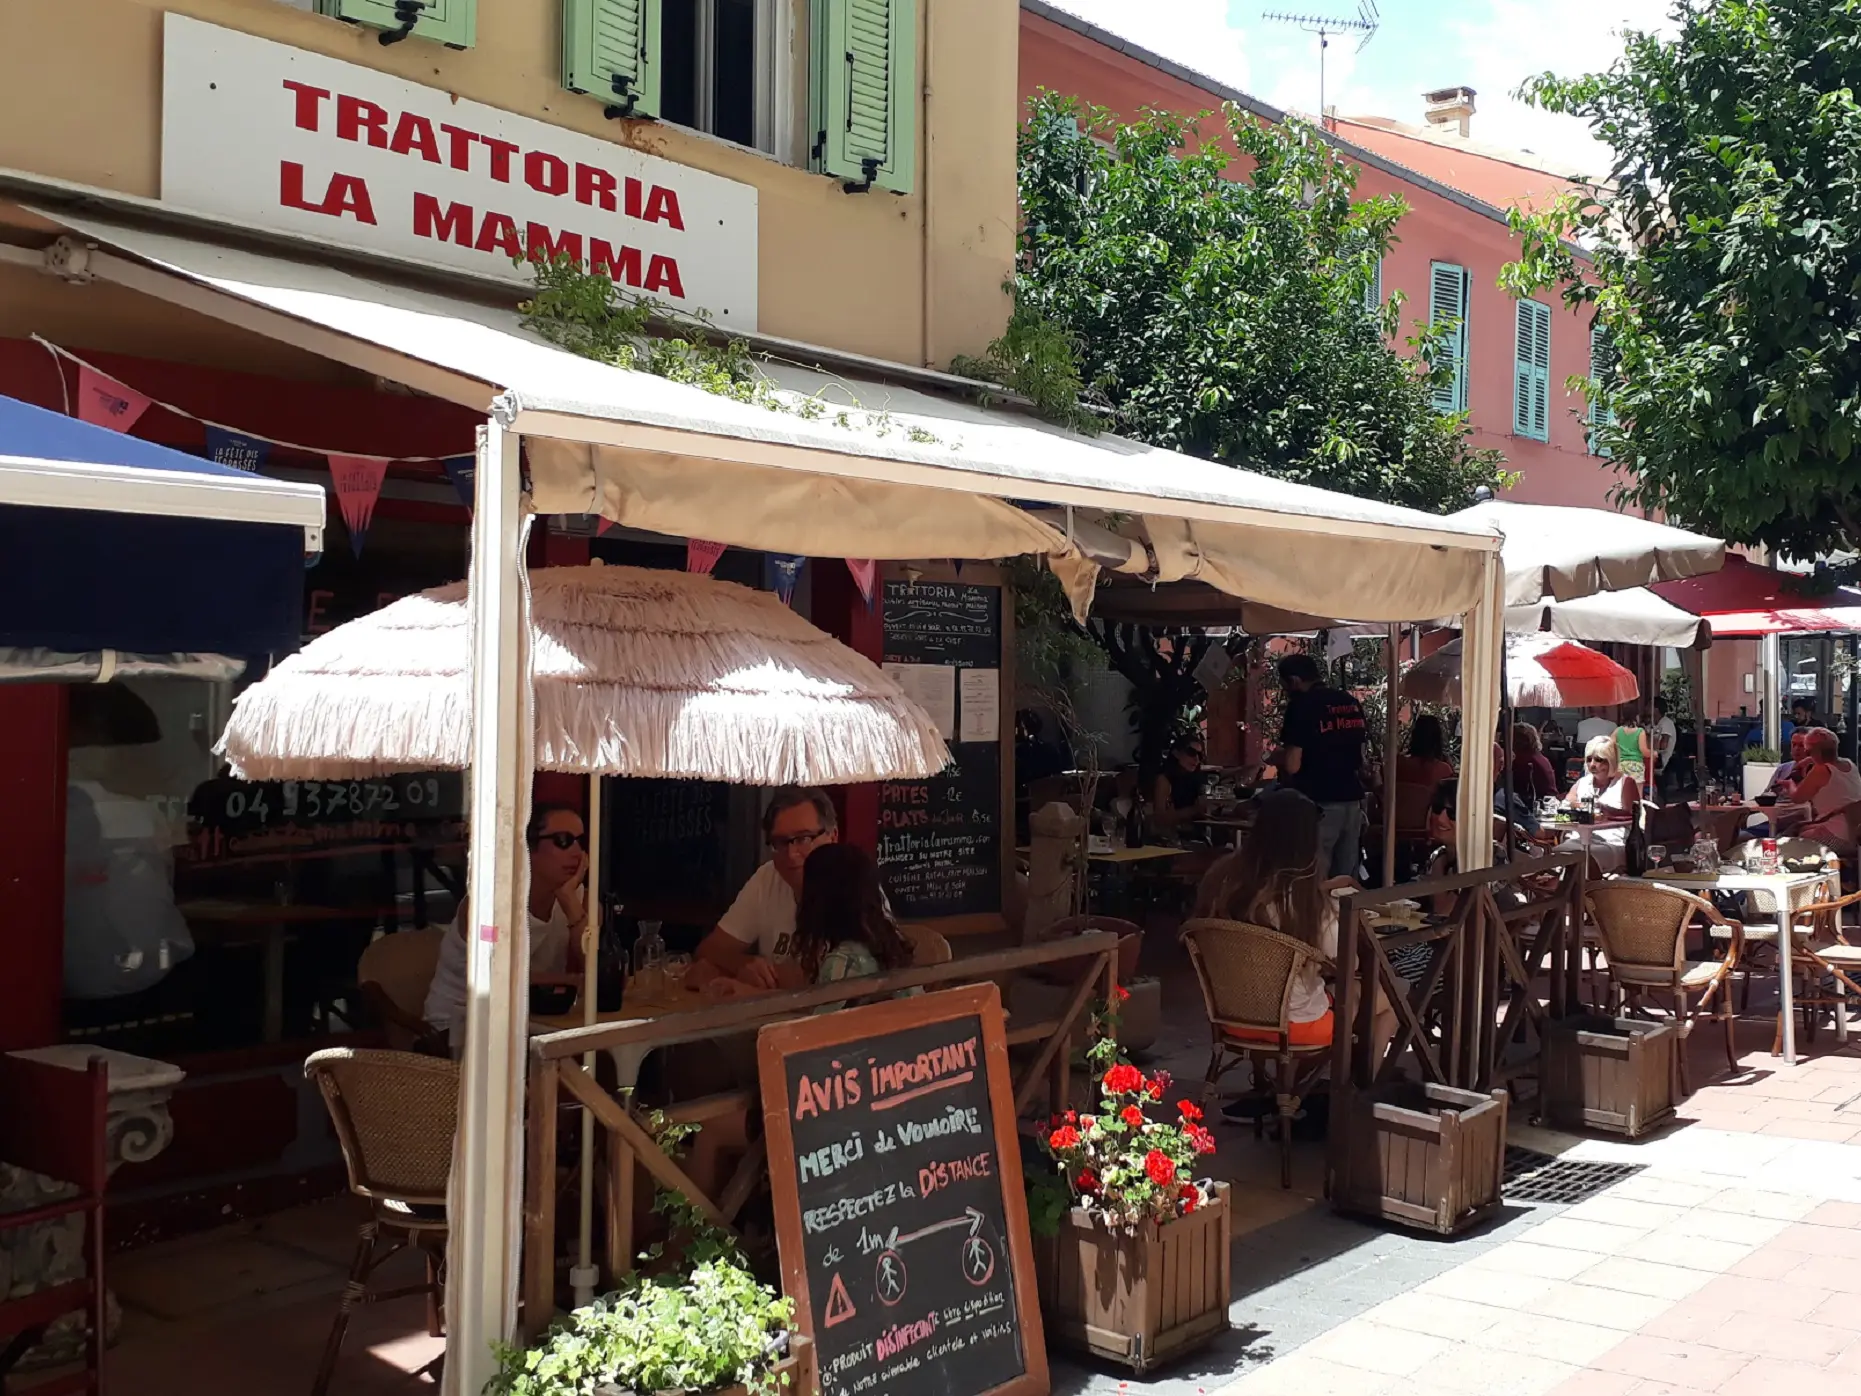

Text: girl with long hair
xmin=794 ymin=844 xmax=915 ymax=991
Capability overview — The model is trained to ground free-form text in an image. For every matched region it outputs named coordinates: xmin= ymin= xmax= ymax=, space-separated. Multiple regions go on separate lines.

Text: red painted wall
xmin=0 ymin=686 xmax=67 ymax=1050
xmin=1019 ymin=11 xmax=1621 ymax=511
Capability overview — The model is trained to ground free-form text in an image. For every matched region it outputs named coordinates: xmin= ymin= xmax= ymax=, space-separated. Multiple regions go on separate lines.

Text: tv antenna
xmin=1261 ymin=3 xmax=1379 ymax=128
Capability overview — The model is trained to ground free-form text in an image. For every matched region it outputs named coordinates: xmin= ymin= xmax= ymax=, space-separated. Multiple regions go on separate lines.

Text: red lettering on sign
xmin=525 ymin=223 xmax=582 ymax=264
xmin=644 ymin=255 xmax=684 ymax=297
xmin=336 ymin=94 xmax=390 ymax=149
xmin=482 ymin=135 xmax=519 ymax=183
xmin=524 ymin=150 xmax=569 ymax=197
xmin=306 ymin=590 xmax=334 ymax=633
xmin=280 ymin=163 xmax=378 ymax=224
xmin=624 ymin=176 xmax=643 ymax=220
xmin=643 ymin=185 xmax=684 ymax=230
xmin=590 ymin=239 xmax=642 ymax=287
xmin=438 ymin=122 xmax=479 ymax=171
xmin=575 ymin=162 xmax=617 ymax=212
xmin=413 ymin=193 xmax=474 ymax=246
xmin=474 ymin=211 xmax=522 ymax=257
xmin=282 ymin=80 xmax=330 ymax=132
xmin=389 ymin=111 xmax=441 ymax=163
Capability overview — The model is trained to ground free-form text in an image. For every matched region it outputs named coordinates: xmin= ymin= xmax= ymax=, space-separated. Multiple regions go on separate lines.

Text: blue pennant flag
xmin=442 ymin=455 xmax=476 ymax=509
xmin=203 ymin=426 xmax=269 ymax=473
xmin=764 ymin=553 xmax=806 ymax=607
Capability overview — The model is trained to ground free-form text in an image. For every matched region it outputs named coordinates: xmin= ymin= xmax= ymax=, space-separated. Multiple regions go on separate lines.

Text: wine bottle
xmin=1625 ymin=801 xmax=1648 ymax=878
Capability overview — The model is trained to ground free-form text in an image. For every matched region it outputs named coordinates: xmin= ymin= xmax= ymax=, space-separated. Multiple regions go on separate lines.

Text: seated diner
xmin=1560 ymin=735 xmax=1640 ymax=874
xmin=1150 ymin=736 xmax=1211 ymax=835
xmin=1511 ymin=722 xmax=1560 ymax=805
xmin=1776 ymin=727 xmax=1861 ymax=853
xmin=693 ymin=786 xmax=838 ymax=991
xmin=1390 ymin=714 xmax=1455 ymax=835
xmin=792 ymin=843 xmax=918 ymax=1008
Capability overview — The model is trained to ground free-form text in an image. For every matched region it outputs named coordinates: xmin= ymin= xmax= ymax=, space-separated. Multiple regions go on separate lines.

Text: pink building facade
xmin=1019 ymin=2 xmax=1622 ymax=512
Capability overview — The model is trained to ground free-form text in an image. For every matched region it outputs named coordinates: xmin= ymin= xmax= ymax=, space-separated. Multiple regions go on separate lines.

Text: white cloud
xmin=1037 ymin=0 xmax=1259 ymax=99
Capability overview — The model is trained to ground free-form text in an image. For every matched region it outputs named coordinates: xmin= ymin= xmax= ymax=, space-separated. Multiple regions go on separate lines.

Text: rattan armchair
xmin=1786 ymin=886 xmax=1861 ymax=1046
xmin=305 ymin=1047 xmax=458 ymax=1396
xmin=1719 ymin=839 xmax=1837 ymax=1015
xmin=1586 ymin=881 xmax=1743 ymax=1096
xmin=1182 ymin=917 xmax=1332 ymax=1188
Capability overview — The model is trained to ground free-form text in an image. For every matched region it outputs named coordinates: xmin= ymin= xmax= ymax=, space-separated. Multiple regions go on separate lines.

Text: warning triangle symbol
xmin=823 ymin=1272 xmax=857 ymax=1329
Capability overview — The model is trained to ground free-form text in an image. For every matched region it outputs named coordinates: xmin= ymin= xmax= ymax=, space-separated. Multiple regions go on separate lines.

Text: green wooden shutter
xmin=1428 ymin=262 xmax=1469 ymax=413
xmin=1363 ymin=257 xmax=1382 ymax=314
xmin=320 ymin=0 xmax=475 ymax=48
xmin=1590 ymin=321 xmax=1617 ymax=457
xmin=1513 ymin=299 xmax=1551 ymax=441
xmin=562 ymin=0 xmax=660 ymax=119
xmin=812 ymin=0 xmax=918 ymax=193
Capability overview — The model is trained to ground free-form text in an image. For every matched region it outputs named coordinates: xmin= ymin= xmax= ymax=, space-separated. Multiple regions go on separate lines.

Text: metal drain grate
xmin=1502 ymin=1147 xmax=1644 ymax=1205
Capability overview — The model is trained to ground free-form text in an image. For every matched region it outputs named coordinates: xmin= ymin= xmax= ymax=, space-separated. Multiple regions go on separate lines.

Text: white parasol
xmin=1403 ymin=632 xmax=1639 ymax=710
xmin=1452 ymin=500 xmax=1725 ymax=608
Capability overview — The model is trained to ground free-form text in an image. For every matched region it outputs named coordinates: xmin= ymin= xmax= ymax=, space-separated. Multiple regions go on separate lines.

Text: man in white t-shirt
xmin=696 ymin=787 xmax=838 ymax=990
xmin=1652 ymin=696 xmax=1679 ymax=789
xmin=1576 ymin=712 xmax=1616 ymax=747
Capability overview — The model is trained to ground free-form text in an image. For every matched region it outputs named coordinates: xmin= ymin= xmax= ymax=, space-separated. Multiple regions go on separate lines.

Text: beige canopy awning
xmin=22 ymin=206 xmax=1503 ymax=627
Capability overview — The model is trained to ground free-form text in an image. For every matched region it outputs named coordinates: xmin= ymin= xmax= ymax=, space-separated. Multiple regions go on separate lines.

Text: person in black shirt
xmin=1151 ymin=736 xmax=1210 ymax=834
xmin=1275 ymin=655 xmax=1369 ymax=878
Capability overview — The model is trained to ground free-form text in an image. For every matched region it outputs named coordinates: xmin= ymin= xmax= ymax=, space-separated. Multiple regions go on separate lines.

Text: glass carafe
xmin=632 ymin=919 xmax=666 ymax=1000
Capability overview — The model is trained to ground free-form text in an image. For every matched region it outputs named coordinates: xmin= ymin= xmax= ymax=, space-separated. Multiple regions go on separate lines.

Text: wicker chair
xmin=1719 ymin=839 xmax=1836 ymax=1015
xmin=356 ymin=928 xmax=447 ymax=1053
xmin=1785 ymin=886 xmax=1861 ymax=1045
xmin=899 ymin=924 xmax=954 ymax=967
xmin=1181 ymin=917 xmax=1332 ymax=1189
xmin=305 ymin=1047 xmax=458 ymax=1396
xmin=1586 ymin=881 xmax=1743 ymax=1096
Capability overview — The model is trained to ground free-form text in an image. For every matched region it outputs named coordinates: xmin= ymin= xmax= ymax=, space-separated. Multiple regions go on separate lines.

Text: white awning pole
xmin=1762 ymin=633 xmax=1782 ymax=751
xmin=1458 ymin=552 xmax=1503 ymax=873
xmin=446 ymin=417 xmax=534 ymax=1396
xmin=573 ymin=783 xmax=604 ymax=1307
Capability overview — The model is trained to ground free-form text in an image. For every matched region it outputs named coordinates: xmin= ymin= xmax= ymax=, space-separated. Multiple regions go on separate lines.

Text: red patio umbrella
xmin=1653 ymin=554 xmax=1861 ymax=636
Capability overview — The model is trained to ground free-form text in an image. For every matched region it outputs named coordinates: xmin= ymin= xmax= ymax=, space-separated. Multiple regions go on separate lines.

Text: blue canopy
xmin=0 ymin=393 xmax=325 ymax=656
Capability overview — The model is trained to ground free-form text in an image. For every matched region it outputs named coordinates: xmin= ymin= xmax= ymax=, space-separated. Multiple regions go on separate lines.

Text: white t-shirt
xmin=716 ymin=861 xmax=800 ymax=962
xmin=424 ymin=903 xmax=572 ymax=1045
xmin=1576 ymin=717 xmax=1616 ymax=747
xmin=1250 ymin=897 xmax=1338 ymax=1024
xmin=1654 ymin=717 xmax=1678 ymax=771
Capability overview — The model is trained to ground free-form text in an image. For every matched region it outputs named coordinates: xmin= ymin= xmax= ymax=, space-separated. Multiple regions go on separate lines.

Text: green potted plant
xmin=1026 ymin=989 xmax=1230 ymax=1374
xmin=1742 ymin=744 xmax=1783 ymax=802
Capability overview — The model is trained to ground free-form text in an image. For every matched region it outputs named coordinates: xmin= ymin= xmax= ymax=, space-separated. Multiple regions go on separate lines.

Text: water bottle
xmin=632 ymin=919 xmax=666 ymax=999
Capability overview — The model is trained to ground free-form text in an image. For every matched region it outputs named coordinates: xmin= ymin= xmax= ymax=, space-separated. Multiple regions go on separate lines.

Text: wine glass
xmin=663 ymin=953 xmax=692 ymax=995
xmin=1647 ymin=844 xmax=1668 ymax=871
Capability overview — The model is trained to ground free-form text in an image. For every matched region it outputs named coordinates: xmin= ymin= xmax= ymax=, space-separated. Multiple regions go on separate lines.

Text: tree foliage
xmin=1504 ymin=0 xmax=1861 ymax=556
xmin=962 ymin=94 xmax=1506 ymax=512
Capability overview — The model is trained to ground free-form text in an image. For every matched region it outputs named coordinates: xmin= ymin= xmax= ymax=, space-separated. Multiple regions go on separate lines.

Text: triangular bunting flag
xmin=441 ymin=455 xmax=476 ymax=509
xmin=846 ymin=559 xmax=877 ymax=607
xmin=75 ymin=364 xmax=152 ymax=432
xmin=687 ymin=539 xmax=726 ymax=575
xmin=203 ymin=426 xmax=269 ymax=473
xmin=596 ymin=516 xmax=619 ymax=536
xmin=328 ymin=454 xmax=389 ymax=560
xmin=764 ymin=553 xmax=806 ymax=606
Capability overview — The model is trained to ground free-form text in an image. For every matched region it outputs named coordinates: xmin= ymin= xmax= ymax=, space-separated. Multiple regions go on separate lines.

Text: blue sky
xmin=1041 ymin=0 xmax=1676 ymax=176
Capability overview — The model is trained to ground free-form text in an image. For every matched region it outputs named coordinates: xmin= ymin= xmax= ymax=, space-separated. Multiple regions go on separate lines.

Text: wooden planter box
xmin=1032 ymin=1182 xmax=1230 ymax=1374
xmin=1542 ymin=1014 xmax=1677 ymax=1139
xmin=594 ymin=1332 xmax=810 ymax=1396
xmin=1331 ymin=1083 xmax=1507 ymax=1236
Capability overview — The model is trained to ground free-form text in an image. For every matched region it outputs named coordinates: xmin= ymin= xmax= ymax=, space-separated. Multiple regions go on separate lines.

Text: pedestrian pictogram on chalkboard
xmin=823 ymin=1272 xmax=858 ymax=1329
xmin=874 ymin=1249 xmax=907 ymax=1305
xmin=962 ymin=1232 xmax=996 ymax=1287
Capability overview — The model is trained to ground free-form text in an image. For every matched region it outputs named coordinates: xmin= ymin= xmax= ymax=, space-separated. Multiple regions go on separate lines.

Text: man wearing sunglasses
xmin=695 ymin=787 xmax=839 ymax=990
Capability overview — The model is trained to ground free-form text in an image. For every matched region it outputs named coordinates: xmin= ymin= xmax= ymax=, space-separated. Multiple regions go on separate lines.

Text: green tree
xmin=963 ymin=94 xmax=1505 ymax=511
xmin=1504 ymin=0 xmax=1861 ymax=556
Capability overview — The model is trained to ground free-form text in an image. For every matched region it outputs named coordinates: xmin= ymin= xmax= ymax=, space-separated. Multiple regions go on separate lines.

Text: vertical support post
xmin=1383 ymin=624 xmax=1400 ymax=887
xmin=1458 ymin=552 xmax=1504 ymax=873
xmin=1762 ymin=632 xmax=1783 ymax=753
xmin=574 ymin=780 xmax=604 ymax=1307
xmin=520 ymin=1057 xmax=560 ymax=1340
xmin=446 ymin=417 xmax=534 ymax=1396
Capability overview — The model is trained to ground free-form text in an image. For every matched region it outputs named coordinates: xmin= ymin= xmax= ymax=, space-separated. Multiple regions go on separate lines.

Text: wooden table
xmin=176 ymin=898 xmax=398 ymax=1043
xmin=1087 ymin=844 xmax=1193 ymax=864
xmin=533 ymin=979 xmax=710 ymax=1088
xmin=1628 ymin=868 xmax=1840 ymax=1065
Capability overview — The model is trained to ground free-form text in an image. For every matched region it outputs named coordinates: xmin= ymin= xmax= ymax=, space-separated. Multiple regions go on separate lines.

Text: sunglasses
xmin=769 ymin=828 xmax=827 ymax=854
xmin=540 ymin=831 xmax=587 ymax=850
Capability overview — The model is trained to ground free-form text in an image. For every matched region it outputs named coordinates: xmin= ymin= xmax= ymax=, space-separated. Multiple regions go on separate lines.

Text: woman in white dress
xmin=1561 ymin=735 xmax=1641 ymax=875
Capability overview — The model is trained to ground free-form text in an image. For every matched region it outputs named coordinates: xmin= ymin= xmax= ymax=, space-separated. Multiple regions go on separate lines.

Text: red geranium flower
xmin=1144 ymin=1149 xmax=1176 ymax=1187
xmin=1179 ymin=1184 xmax=1200 ymax=1214
xmin=1120 ymin=1104 xmax=1145 ymax=1128
xmin=1114 ymin=984 xmax=1131 ymax=1002
xmin=1187 ymin=1124 xmax=1216 ymax=1155
xmin=1146 ymin=1079 xmax=1164 ymax=1100
xmin=1048 ymin=1125 xmax=1081 ymax=1150
xmin=1102 ymin=1063 xmax=1144 ymax=1095
xmin=1177 ymin=1100 xmax=1204 ymax=1122
xmin=1080 ymin=1116 xmax=1095 ymax=1131
xmin=1063 ymin=1110 xmax=1077 ymax=1124
xmin=1075 ymin=1168 xmax=1098 ymax=1193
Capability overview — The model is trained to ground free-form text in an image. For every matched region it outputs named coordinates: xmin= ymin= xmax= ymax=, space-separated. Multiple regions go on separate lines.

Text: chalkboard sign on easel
xmin=879 ymin=581 xmax=1003 ymax=921
xmin=758 ymin=985 xmax=1047 ymax=1396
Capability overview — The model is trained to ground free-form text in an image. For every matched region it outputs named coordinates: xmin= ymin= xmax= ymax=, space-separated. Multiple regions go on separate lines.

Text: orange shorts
xmin=1222 ymin=1010 xmax=1334 ymax=1048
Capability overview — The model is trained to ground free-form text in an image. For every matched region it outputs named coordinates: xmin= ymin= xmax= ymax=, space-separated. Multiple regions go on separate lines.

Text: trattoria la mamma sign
xmin=160 ymin=14 xmax=759 ymax=327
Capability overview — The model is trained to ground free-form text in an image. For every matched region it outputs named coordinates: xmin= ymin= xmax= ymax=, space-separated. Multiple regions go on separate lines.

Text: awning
xmin=0 ymin=391 xmax=325 ymax=654
xmin=1504 ymin=588 xmax=1713 ymax=651
xmin=1653 ymin=554 xmax=1861 ymax=636
xmin=23 ymin=209 xmax=1504 ymax=626
xmin=1452 ymin=500 xmax=1725 ymax=607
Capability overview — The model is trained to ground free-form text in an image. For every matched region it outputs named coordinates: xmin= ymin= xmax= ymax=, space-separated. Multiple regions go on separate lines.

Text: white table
xmin=1636 ymin=869 xmax=1839 ymax=1065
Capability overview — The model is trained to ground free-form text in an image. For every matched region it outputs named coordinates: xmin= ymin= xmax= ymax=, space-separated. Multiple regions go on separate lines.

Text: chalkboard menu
xmin=182 ymin=773 xmax=465 ymax=864
xmin=603 ymin=777 xmax=730 ymax=903
xmin=879 ymin=581 xmax=1003 ymax=920
xmin=759 ymin=986 xmax=1046 ymax=1396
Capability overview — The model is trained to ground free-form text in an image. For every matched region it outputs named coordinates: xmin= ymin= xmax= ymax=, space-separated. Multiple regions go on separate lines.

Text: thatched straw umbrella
xmin=218 ymin=561 xmax=949 ymax=1303
xmin=218 ymin=561 xmax=950 ymax=783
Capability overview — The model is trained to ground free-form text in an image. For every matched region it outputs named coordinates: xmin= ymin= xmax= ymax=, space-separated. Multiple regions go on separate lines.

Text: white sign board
xmin=160 ymin=14 xmax=758 ymax=327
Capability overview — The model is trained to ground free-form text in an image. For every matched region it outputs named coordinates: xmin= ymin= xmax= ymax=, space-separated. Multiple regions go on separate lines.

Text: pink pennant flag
xmin=846 ymin=558 xmax=877 ymax=606
xmin=686 ymin=539 xmax=726 ymax=575
xmin=75 ymin=364 xmax=152 ymax=432
xmin=328 ymin=454 xmax=389 ymax=559
xmin=596 ymin=516 xmax=619 ymax=536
